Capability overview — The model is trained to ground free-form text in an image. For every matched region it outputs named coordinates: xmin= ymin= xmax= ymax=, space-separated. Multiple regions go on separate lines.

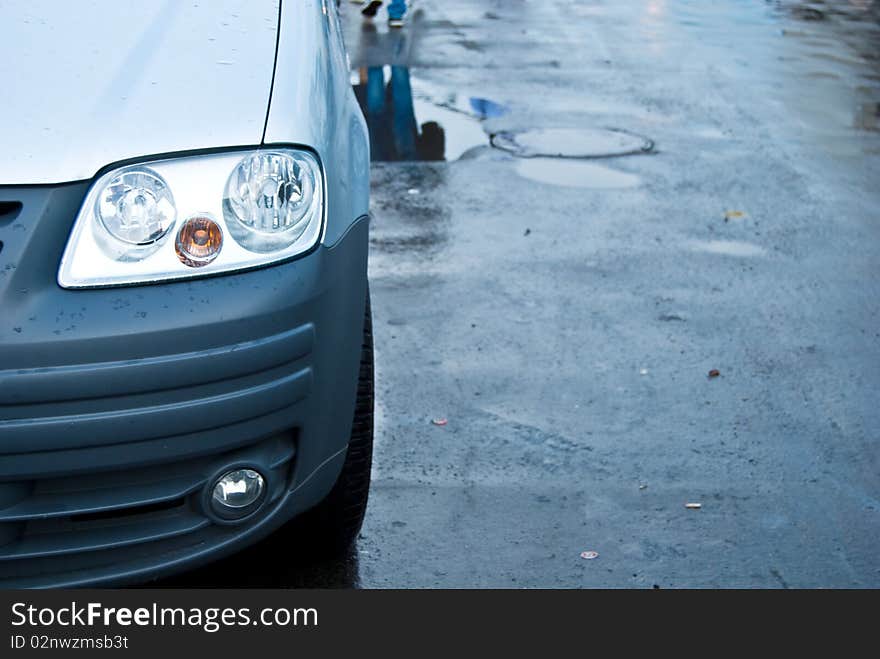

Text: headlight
xmin=95 ymin=168 xmax=176 ymax=256
xmin=224 ymin=151 xmax=319 ymax=253
xmin=58 ymin=148 xmax=323 ymax=288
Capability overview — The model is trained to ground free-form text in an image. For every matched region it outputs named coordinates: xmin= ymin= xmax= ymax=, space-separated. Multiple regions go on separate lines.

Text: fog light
xmin=210 ymin=468 xmax=266 ymax=520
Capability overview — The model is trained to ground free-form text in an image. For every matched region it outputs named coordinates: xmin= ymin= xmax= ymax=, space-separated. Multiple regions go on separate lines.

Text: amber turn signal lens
xmin=175 ymin=215 xmax=223 ymax=267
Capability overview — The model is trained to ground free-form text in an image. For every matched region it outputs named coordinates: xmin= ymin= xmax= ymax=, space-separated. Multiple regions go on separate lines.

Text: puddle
xmin=352 ymin=68 xmax=655 ymax=165
xmin=493 ymin=128 xmax=654 ymax=159
xmin=408 ymin=76 xmax=509 ymax=119
xmin=515 ymin=158 xmax=641 ymax=189
xmin=411 ymin=99 xmax=490 ymax=160
xmin=686 ymin=240 xmax=768 ymax=258
xmin=353 ymin=66 xmax=495 ymax=161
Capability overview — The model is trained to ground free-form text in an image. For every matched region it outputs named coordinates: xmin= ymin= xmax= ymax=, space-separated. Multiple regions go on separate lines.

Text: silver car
xmin=0 ymin=0 xmax=372 ymax=586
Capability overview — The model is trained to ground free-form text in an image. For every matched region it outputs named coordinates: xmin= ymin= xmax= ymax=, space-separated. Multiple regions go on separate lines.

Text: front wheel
xmin=298 ymin=288 xmax=374 ymax=555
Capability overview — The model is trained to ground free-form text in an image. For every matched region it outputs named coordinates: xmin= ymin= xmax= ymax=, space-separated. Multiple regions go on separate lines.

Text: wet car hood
xmin=0 ymin=0 xmax=280 ymax=185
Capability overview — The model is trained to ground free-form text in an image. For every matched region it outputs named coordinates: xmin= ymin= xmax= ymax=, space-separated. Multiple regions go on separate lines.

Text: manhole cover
xmin=492 ymin=128 xmax=653 ymax=159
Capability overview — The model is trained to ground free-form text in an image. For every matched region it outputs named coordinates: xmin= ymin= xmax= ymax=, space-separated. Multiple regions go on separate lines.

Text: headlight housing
xmin=58 ymin=148 xmax=324 ymax=288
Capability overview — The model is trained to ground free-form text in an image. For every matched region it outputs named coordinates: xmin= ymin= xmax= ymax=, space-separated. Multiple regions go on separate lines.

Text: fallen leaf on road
xmin=708 ymin=369 xmax=721 ymax=378
xmin=431 ymin=418 xmax=448 ymax=426
xmin=685 ymin=502 xmax=702 ymax=509
xmin=580 ymin=551 xmax=599 ymax=560
xmin=724 ymin=210 xmax=746 ymax=221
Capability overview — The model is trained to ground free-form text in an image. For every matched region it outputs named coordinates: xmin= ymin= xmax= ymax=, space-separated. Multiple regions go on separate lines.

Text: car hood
xmin=0 ymin=0 xmax=280 ymax=185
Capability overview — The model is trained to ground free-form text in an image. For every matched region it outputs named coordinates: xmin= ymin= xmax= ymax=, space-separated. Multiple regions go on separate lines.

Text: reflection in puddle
xmin=408 ymin=76 xmax=508 ymax=120
xmin=469 ymin=97 xmax=508 ymax=119
xmin=353 ymin=66 xmax=491 ymax=161
xmin=515 ymin=157 xmax=641 ymax=189
xmin=354 ymin=66 xmax=434 ymax=161
xmin=411 ymin=99 xmax=491 ymax=160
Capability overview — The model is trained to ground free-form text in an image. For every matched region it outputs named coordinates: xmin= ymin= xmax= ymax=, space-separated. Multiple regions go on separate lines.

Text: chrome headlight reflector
xmin=58 ymin=148 xmax=324 ymax=288
xmin=94 ymin=167 xmax=176 ymax=260
xmin=223 ymin=151 xmax=320 ymax=253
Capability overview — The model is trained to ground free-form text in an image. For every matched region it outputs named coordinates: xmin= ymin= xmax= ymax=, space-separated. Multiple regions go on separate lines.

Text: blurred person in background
xmin=355 ymin=0 xmax=408 ymax=28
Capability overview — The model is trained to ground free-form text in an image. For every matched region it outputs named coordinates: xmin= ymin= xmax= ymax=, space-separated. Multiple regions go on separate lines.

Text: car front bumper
xmin=0 ymin=182 xmax=369 ymax=587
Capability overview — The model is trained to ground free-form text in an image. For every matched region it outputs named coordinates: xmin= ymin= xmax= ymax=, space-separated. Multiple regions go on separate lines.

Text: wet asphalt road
xmin=162 ymin=0 xmax=880 ymax=588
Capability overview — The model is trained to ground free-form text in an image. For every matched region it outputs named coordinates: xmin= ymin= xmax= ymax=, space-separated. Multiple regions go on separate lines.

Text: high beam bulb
xmin=223 ymin=151 xmax=320 ymax=253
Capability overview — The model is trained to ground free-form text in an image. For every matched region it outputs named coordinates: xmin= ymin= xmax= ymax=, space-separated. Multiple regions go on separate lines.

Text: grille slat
xmin=0 ymin=367 xmax=312 ymax=453
xmin=0 ymin=475 xmax=205 ymax=523
xmin=0 ymin=201 xmax=22 ymax=226
xmin=0 ymin=324 xmax=314 ymax=406
xmin=0 ymin=515 xmax=210 ymax=561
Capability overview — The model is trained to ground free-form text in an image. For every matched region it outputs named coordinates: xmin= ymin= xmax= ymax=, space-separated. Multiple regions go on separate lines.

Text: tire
xmin=298 ymin=288 xmax=374 ymax=555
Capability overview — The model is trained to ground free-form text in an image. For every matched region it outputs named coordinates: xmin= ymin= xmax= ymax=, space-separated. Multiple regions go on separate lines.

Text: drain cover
xmin=492 ymin=128 xmax=653 ymax=159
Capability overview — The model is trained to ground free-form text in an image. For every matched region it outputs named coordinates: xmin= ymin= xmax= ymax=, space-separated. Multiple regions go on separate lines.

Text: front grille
xmin=0 ymin=326 xmax=314 ymax=460
xmin=0 ymin=433 xmax=296 ymax=582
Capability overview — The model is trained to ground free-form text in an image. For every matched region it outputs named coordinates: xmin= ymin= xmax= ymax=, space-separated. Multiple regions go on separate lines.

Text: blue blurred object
xmin=469 ymin=97 xmax=508 ymax=119
xmin=388 ymin=0 xmax=407 ymax=20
